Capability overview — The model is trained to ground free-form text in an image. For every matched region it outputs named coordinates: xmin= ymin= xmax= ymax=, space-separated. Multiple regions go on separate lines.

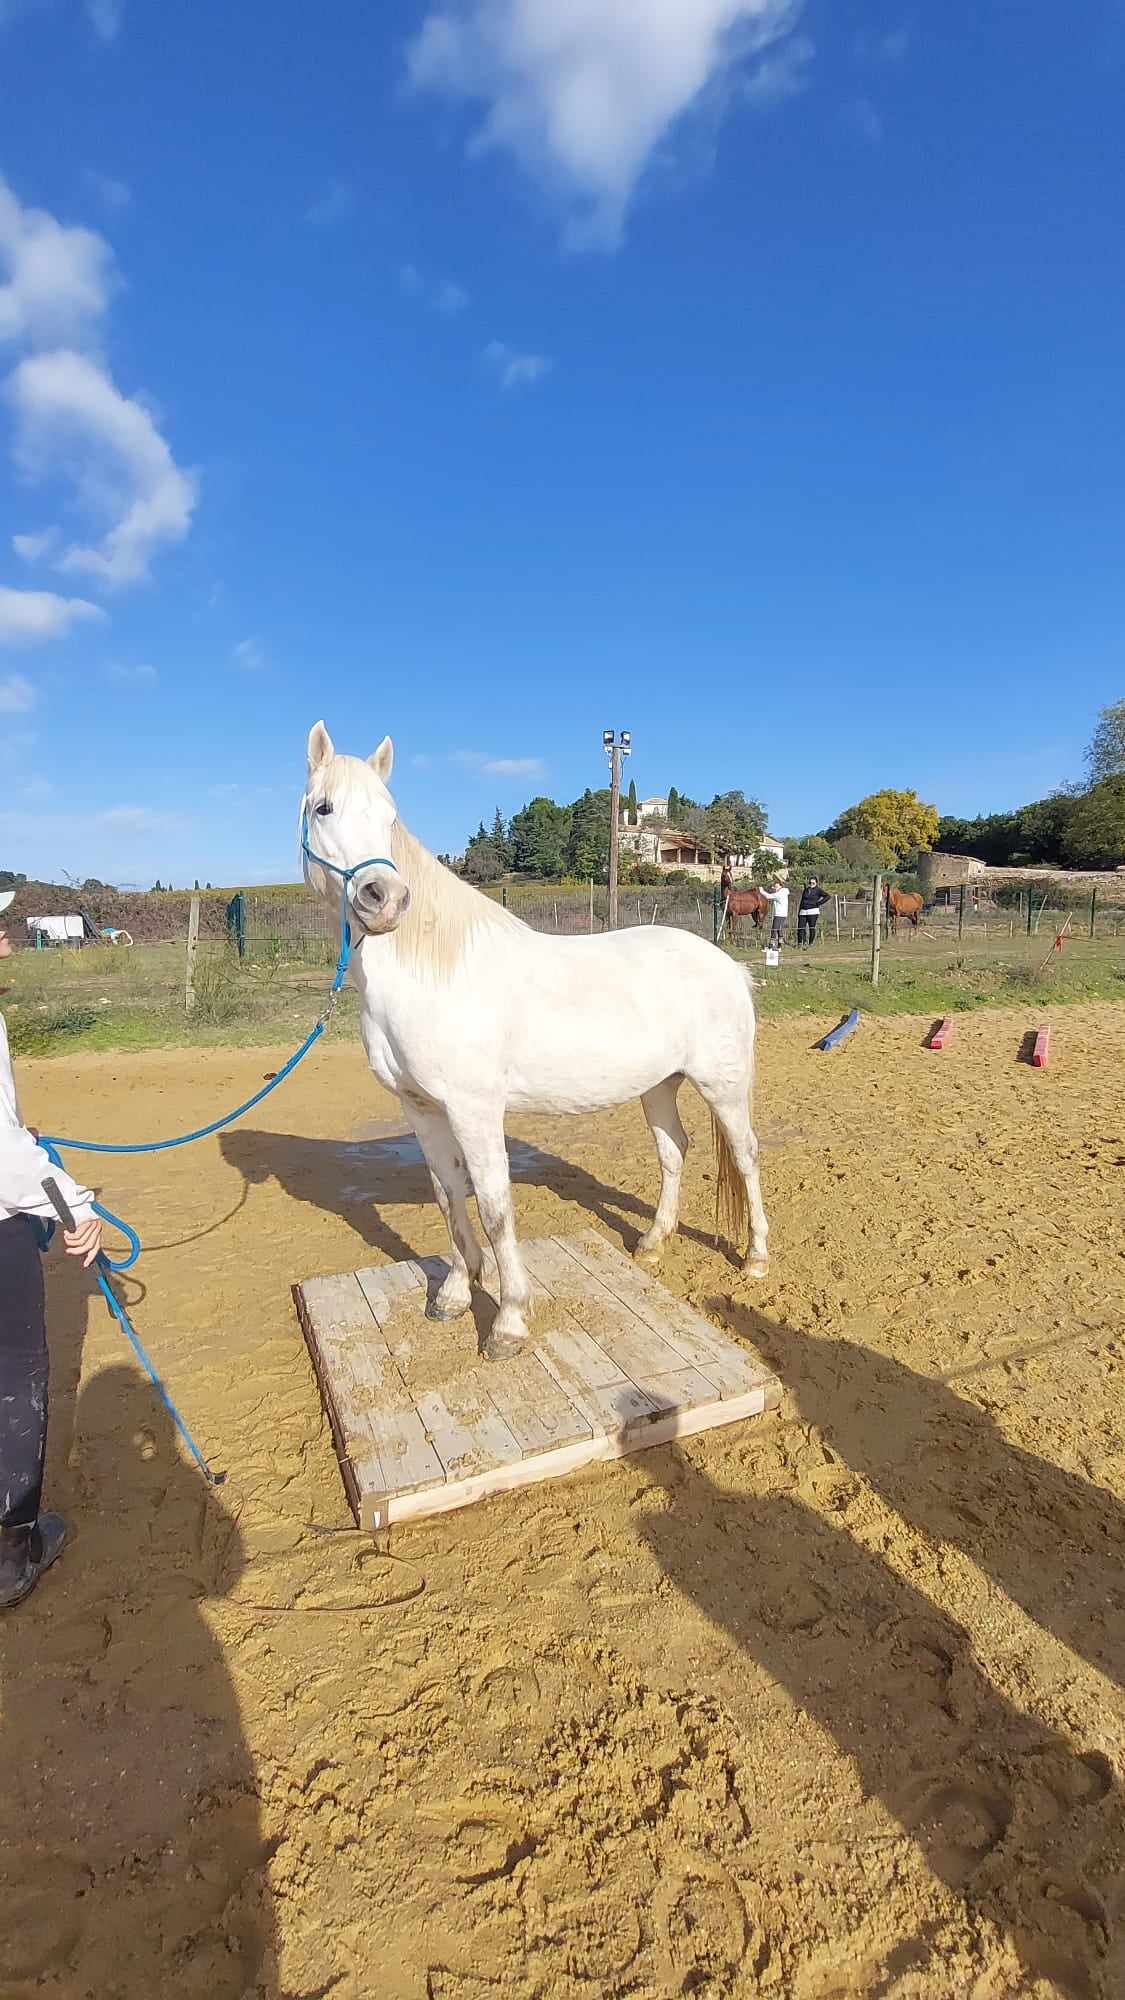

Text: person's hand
xmin=63 ymin=1217 xmax=102 ymax=1267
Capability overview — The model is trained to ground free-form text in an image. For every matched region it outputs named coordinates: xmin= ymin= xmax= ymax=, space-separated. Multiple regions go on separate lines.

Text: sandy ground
xmin=2 ymin=1002 xmax=1125 ymax=2000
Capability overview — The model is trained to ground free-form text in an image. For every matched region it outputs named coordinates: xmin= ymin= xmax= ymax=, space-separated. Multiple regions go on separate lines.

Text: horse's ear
xmin=368 ymin=736 xmax=394 ymax=783
xmin=307 ymin=722 xmax=334 ymax=773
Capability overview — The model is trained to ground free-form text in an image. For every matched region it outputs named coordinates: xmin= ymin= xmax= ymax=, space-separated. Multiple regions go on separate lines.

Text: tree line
xmin=459 ymin=784 xmax=768 ymax=885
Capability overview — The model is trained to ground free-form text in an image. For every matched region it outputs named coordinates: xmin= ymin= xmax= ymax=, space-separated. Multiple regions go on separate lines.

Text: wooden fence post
xmin=833 ymin=893 xmax=840 ymax=940
xmin=1025 ymin=887 xmax=1033 ymax=936
xmin=958 ymin=883 xmax=965 ymax=940
xmin=871 ymin=873 xmax=883 ymax=987
xmin=1090 ymin=886 xmax=1097 ymax=939
xmin=185 ymin=893 xmax=200 ymax=1016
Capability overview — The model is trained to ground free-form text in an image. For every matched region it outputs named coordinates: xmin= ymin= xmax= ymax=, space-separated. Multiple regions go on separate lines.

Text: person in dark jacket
xmin=797 ymin=876 xmax=830 ymax=947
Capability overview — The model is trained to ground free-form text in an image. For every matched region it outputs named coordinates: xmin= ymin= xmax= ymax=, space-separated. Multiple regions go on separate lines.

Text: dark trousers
xmin=797 ymin=914 xmax=820 ymax=945
xmin=0 ymin=1215 xmax=48 ymax=1529
xmin=770 ymin=918 xmax=785 ymax=947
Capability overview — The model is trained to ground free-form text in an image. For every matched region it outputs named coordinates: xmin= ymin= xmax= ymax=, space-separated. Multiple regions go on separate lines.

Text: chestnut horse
xmin=885 ymin=884 xmax=924 ymax=935
xmin=721 ymin=879 xmax=768 ymax=938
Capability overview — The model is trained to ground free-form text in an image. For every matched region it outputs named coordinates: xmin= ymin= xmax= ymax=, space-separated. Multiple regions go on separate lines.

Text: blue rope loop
xmin=35 ymin=807 xmax=400 ymax=1487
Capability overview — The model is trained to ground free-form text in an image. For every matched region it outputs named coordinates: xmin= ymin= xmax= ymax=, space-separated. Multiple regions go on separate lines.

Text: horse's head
xmin=301 ymin=721 xmax=412 ymax=937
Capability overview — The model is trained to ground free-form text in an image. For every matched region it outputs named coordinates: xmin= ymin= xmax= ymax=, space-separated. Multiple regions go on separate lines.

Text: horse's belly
xmin=504 ymin=1018 xmax=687 ymax=1114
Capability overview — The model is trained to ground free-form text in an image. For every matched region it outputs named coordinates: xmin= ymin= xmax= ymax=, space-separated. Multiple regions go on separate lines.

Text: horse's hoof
xmin=483 ymin=1327 xmax=529 ymax=1363
xmin=426 ymin=1295 xmax=471 ymax=1323
xmin=633 ymin=1242 xmax=664 ymax=1270
xmin=742 ymin=1254 xmax=770 ymax=1280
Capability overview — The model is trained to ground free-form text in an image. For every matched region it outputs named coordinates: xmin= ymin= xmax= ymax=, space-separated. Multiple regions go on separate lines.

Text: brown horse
xmin=885 ymin=884 xmax=924 ymax=935
xmin=722 ymin=881 xmax=769 ymax=937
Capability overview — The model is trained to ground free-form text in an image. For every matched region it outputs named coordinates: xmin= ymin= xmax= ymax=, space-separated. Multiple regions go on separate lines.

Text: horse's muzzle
xmin=349 ymin=872 xmax=411 ymax=936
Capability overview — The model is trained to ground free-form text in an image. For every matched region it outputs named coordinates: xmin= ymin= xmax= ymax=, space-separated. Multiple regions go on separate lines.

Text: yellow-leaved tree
xmin=828 ymin=789 xmax=940 ymax=867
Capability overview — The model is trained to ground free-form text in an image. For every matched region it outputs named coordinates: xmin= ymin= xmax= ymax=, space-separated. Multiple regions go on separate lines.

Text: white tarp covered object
xmin=27 ymin=914 xmax=85 ymax=943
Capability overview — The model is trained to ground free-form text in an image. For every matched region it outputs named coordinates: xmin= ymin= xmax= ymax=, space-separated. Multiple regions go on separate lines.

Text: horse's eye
xmin=315 ymin=801 xmax=333 ymax=818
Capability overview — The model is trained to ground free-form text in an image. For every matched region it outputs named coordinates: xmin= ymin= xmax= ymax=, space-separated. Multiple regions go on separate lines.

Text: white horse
xmin=301 ymin=723 xmax=770 ymax=1360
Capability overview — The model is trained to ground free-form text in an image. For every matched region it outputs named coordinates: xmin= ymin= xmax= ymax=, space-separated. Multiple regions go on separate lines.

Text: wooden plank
xmin=415 ymin=1381 xmax=524 ymax=1483
xmin=555 ymin=1233 xmax=775 ymax=1399
xmin=300 ymin=1269 xmax=380 ymax=1340
xmin=293 ymin=1279 xmax=389 ymax=1523
xmin=369 ymin=1379 xmax=777 ymax=1531
xmin=626 ymin=1366 xmax=723 ymax=1414
xmin=486 ymin=1354 xmax=593 ymax=1457
xmin=534 ymin=1324 xmax=660 ymax=1439
xmin=355 ymin=1260 xmax=427 ymax=1324
xmin=522 ymin=1235 xmax=690 ymax=1385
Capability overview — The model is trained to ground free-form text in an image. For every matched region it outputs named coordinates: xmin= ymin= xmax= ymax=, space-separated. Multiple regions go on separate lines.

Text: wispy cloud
xmin=452 ymin=749 xmax=546 ymax=778
xmin=406 ymin=0 xmax=804 ymax=249
xmin=7 ymin=348 xmax=199 ymax=587
xmin=847 ymin=96 xmax=884 ymax=144
xmin=233 ymin=636 xmax=265 ymax=671
xmin=108 ymin=660 xmax=157 ymax=684
xmin=0 ymin=585 xmax=104 ymax=646
xmin=0 ymin=173 xmax=114 ymax=346
xmin=400 ymin=263 xmax=470 ymax=315
xmin=745 ymin=32 xmax=814 ymax=106
xmin=11 ymin=527 xmax=58 ymax=562
xmin=0 ymin=671 xmax=37 ymax=712
xmin=483 ymin=340 xmax=552 ymax=390
xmin=83 ymin=168 xmax=132 ymax=212
xmin=855 ymin=24 xmax=910 ymax=66
xmin=86 ymin=0 xmax=123 ymax=42
xmin=305 ymin=180 xmax=355 ymax=226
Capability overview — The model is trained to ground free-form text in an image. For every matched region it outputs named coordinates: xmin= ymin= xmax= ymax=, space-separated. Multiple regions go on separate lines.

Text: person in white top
xmin=760 ymin=878 xmax=789 ymax=949
xmin=0 ymin=889 xmax=101 ymax=1610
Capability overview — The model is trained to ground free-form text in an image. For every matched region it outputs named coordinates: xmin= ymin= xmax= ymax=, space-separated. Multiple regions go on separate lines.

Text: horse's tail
xmin=712 ymin=1115 xmax=749 ymax=1255
xmin=710 ymin=961 xmax=754 ymax=1252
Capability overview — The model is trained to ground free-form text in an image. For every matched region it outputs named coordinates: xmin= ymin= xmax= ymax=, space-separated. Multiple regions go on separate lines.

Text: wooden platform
xmin=294 ymin=1229 xmax=780 ymax=1531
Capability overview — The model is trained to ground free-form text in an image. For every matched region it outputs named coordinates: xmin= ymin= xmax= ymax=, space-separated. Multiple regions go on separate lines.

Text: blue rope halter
xmin=36 ymin=805 xmax=399 ymax=1483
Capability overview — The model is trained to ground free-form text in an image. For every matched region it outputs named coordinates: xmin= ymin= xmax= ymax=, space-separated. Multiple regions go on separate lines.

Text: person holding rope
xmin=0 ymin=890 xmax=101 ymax=1611
xmin=760 ymin=876 xmax=790 ymax=950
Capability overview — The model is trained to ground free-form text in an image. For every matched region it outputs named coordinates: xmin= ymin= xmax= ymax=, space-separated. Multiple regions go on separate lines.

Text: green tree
xmin=833 ymin=834 xmax=883 ymax=871
xmin=489 ymin=807 xmax=512 ymax=871
xmin=1086 ymin=698 xmax=1125 ymax=786
xmin=463 ymin=822 xmax=504 ymax=883
xmin=666 ymin=786 xmax=680 ymax=826
xmin=828 ymin=789 xmax=940 ymax=867
xmin=566 ymin=787 xmax=611 ymax=879
xmin=784 ymin=834 xmax=841 ymax=878
xmin=626 ymin=778 xmax=638 ymax=826
xmin=1061 ymin=774 xmax=1125 ymax=867
xmin=509 ymin=796 xmax=570 ymax=877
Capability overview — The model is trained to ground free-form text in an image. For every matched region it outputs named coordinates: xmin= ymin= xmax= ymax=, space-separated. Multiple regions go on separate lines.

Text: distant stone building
xmin=618 ymin=797 xmax=785 ymax=881
xmin=919 ymin=851 xmax=987 ymax=905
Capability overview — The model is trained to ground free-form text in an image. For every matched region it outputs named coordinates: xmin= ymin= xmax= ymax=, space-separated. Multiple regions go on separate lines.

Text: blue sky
xmin=1 ymin=0 xmax=1122 ymax=886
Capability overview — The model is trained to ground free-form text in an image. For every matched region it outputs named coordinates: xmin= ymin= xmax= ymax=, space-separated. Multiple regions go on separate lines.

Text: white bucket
xmin=764 ymin=947 xmax=779 ymax=967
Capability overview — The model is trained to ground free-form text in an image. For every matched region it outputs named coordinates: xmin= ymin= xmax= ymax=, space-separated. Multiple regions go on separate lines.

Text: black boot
xmin=0 ymin=1514 xmax=67 ymax=1610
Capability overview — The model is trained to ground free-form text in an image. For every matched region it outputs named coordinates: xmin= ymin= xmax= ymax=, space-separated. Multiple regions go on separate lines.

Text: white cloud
xmin=108 ymin=660 xmax=157 ymax=683
xmin=452 ymin=749 xmax=546 ymax=777
xmin=7 ymin=348 xmax=199 ymax=587
xmin=400 ymin=263 xmax=470 ymax=314
xmin=483 ymin=339 xmax=552 ymax=389
xmin=0 ymin=585 xmax=104 ymax=646
xmin=86 ymin=0 xmax=123 ymax=41
xmin=20 ymin=773 xmax=54 ymax=801
xmin=305 ymin=180 xmax=355 ymax=226
xmin=233 ymin=636 xmax=265 ymax=671
xmin=11 ymin=527 xmax=58 ymax=562
xmin=0 ymin=671 xmax=37 ymax=711
xmin=744 ymin=32 xmax=813 ymax=105
xmin=847 ymin=96 xmax=883 ymax=144
xmin=98 ymin=804 xmax=164 ymax=831
xmin=0 ymin=174 xmax=113 ymax=346
xmin=83 ymin=169 xmax=132 ymax=212
xmin=406 ymin=0 xmax=803 ymax=248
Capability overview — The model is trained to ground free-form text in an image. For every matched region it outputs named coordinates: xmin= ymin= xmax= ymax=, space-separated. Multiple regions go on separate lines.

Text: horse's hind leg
xmin=695 ymin=1076 xmax=769 ymax=1277
xmin=406 ymin=1100 xmax=483 ymax=1321
xmin=636 ymin=1076 xmax=689 ymax=1266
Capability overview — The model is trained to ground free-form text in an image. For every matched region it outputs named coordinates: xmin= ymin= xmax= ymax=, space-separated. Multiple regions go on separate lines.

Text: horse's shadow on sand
xmin=641 ymin=1296 xmax=1125 ymax=1996
xmin=219 ymin=1123 xmax=726 ymax=1270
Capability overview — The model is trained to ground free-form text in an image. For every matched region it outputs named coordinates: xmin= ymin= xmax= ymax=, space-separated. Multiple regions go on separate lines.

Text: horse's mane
xmin=386 ymin=819 xmax=526 ymax=981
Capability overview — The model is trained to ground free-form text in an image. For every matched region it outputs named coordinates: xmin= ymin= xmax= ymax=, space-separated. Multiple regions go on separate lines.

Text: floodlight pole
xmin=604 ymin=728 xmax=631 ymax=931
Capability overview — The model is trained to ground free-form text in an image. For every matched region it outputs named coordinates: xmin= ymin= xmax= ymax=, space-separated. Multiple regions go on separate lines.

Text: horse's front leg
xmin=404 ymin=1097 xmax=483 ymax=1322
xmin=448 ymin=1105 xmax=531 ymax=1362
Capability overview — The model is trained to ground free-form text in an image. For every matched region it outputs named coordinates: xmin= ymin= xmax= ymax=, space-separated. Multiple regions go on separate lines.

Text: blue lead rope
xmin=38 ymin=810 xmax=398 ymax=1485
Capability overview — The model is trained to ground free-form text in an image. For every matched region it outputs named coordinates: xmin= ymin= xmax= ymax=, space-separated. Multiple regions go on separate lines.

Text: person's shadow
xmin=711 ymin=1298 xmax=1125 ymax=1690
xmin=0 ymin=1285 xmax=278 ymax=1997
xmin=639 ymin=1447 xmax=1125 ymax=1998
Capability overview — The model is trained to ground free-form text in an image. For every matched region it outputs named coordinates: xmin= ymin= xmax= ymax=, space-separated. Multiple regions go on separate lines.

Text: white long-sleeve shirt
xmin=0 ymin=1010 xmax=95 ymax=1225
xmin=762 ymin=887 xmax=789 ymax=918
